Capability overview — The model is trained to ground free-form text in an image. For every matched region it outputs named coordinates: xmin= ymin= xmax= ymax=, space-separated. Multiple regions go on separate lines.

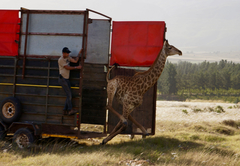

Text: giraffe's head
xmin=164 ymin=40 xmax=182 ymax=56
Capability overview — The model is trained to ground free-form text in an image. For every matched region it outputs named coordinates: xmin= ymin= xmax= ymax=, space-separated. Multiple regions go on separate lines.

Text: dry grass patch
xmin=0 ymin=120 xmax=240 ymax=166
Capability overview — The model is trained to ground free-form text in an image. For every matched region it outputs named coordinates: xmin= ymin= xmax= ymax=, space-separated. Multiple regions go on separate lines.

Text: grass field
xmin=0 ymin=101 xmax=240 ymax=166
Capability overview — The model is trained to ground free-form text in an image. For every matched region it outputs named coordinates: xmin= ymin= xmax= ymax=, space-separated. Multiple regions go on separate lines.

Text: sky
xmin=2 ymin=0 xmax=240 ymax=63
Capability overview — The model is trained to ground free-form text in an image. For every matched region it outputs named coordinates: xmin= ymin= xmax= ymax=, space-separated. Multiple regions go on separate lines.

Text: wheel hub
xmin=16 ymin=133 xmax=29 ymax=149
xmin=2 ymin=102 xmax=15 ymax=118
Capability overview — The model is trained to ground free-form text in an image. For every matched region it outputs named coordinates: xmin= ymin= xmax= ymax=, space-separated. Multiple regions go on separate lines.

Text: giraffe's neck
xmin=137 ymin=47 xmax=167 ymax=94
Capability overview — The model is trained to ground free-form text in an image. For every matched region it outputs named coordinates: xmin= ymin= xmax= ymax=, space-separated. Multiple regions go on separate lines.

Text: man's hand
xmin=75 ymin=65 xmax=82 ymax=69
xmin=78 ymin=48 xmax=83 ymax=57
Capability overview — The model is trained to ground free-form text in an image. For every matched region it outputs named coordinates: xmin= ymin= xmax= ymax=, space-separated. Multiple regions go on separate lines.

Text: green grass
xmin=1 ymin=120 xmax=240 ymax=165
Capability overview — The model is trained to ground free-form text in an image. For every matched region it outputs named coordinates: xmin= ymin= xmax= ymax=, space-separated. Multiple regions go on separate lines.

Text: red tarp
xmin=0 ymin=10 xmax=19 ymax=56
xmin=110 ymin=21 xmax=166 ymax=67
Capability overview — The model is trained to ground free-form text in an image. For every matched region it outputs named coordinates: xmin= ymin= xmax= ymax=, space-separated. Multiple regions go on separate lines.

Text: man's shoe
xmin=68 ymin=109 xmax=78 ymax=115
xmin=63 ymin=110 xmax=68 ymax=115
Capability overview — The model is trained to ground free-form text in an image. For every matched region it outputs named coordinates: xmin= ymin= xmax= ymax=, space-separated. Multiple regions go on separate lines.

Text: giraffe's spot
xmin=122 ymin=83 xmax=127 ymax=87
xmin=132 ymin=92 xmax=138 ymax=96
xmin=148 ymin=76 xmax=151 ymax=81
xmin=136 ymin=84 xmax=141 ymax=89
xmin=132 ymin=87 xmax=137 ymax=91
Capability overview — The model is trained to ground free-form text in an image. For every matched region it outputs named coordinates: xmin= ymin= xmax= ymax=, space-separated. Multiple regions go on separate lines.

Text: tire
xmin=12 ymin=128 xmax=35 ymax=149
xmin=0 ymin=125 xmax=6 ymax=140
xmin=0 ymin=97 xmax=22 ymax=124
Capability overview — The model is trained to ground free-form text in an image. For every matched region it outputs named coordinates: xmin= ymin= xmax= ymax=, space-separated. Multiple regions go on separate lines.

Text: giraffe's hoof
xmin=142 ymin=133 xmax=149 ymax=139
xmin=100 ymin=140 xmax=106 ymax=145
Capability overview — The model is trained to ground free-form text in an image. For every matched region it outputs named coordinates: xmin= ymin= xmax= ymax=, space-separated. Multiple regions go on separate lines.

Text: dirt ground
xmin=156 ymin=100 xmax=240 ymax=122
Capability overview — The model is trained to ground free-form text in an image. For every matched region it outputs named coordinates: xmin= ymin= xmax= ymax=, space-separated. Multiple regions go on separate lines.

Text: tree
xmin=158 ymin=62 xmax=178 ymax=94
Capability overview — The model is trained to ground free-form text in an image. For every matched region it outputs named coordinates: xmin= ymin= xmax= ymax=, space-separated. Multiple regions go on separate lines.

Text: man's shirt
xmin=58 ymin=56 xmax=71 ymax=79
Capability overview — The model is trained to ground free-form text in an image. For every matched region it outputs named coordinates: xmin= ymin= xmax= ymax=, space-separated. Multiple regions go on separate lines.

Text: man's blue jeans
xmin=59 ymin=76 xmax=72 ymax=111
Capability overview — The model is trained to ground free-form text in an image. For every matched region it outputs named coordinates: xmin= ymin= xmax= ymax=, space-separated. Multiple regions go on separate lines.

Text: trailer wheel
xmin=0 ymin=97 xmax=22 ymax=124
xmin=12 ymin=128 xmax=34 ymax=149
xmin=0 ymin=125 xmax=6 ymax=140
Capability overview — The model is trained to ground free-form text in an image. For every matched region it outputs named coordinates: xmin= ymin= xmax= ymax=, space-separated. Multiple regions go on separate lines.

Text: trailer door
xmin=107 ymin=21 xmax=166 ymax=135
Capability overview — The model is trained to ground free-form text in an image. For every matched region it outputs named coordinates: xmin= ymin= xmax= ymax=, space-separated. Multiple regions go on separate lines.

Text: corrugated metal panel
xmin=85 ymin=19 xmax=110 ymax=64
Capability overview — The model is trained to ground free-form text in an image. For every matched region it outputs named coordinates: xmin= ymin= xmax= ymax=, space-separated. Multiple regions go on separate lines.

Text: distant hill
xmin=168 ymin=51 xmax=240 ymax=63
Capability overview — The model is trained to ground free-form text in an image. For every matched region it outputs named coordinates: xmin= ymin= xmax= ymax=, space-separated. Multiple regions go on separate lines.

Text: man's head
xmin=62 ymin=47 xmax=71 ymax=58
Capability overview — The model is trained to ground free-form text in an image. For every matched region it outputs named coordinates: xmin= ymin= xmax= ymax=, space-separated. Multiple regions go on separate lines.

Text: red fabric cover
xmin=110 ymin=21 xmax=165 ymax=67
xmin=0 ymin=10 xmax=19 ymax=56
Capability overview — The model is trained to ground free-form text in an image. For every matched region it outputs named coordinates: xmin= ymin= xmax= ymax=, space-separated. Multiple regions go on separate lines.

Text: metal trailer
xmin=0 ymin=8 xmax=159 ymax=148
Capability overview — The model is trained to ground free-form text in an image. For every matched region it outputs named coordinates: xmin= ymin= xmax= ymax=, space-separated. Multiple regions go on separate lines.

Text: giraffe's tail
xmin=106 ymin=65 xmax=116 ymax=82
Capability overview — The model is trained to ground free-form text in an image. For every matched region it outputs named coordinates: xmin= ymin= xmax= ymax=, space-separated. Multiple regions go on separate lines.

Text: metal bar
xmin=18 ymin=66 xmax=59 ymax=70
xmin=23 ymin=112 xmax=66 ymax=117
xmin=0 ymin=56 xmax=16 ymax=59
xmin=0 ymin=92 xmax=12 ymax=95
xmin=13 ymin=57 xmax=17 ymax=97
xmin=21 ymin=10 xmax=85 ymax=15
xmin=0 ymin=83 xmax=80 ymax=89
xmin=18 ymin=55 xmax=59 ymax=60
xmin=22 ymin=32 xmax=84 ymax=36
xmin=15 ymin=93 xmax=46 ymax=97
xmin=45 ymin=60 xmax=50 ymax=123
xmin=48 ymin=95 xmax=80 ymax=98
xmin=22 ymin=10 xmax=30 ymax=79
xmin=0 ymin=65 xmax=15 ymax=68
xmin=15 ymin=75 xmax=55 ymax=79
xmin=77 ymin=10 xmax=89 ymax=138
xmin=15 ymin=75 xmax=79 ymax=80
xmin=0 ymin=74 xmax=14 ymax=77
xmin=20 ymin=102 xmax=79 ymax=108
xmin=83 ymin=11 xmax=89 ymax=59
xmin=152 ymin=83 xmax=157 ymax=135
xmin=18 ymin=9 xmax=23 ymax=58
xmin=104 ymin=19 xmax=112 ymax=134
xmin=87 ymin=9 xmax=112 ymax=21
xmin=19 ymin=66 xmax=57 ymax=70
xmin=15 ymin=93 xmax=78 ymax=98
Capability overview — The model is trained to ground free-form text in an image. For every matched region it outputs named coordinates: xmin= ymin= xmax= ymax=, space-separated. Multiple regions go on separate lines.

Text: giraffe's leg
xmin=101 ymin=105 xmax=130 ymax=145
xmin=109 ymin=120 xmax=122 ymax=135
xmin=101 ymin=121 xmax=128 ymax=145
xmin=106 ymin=81 xmax=127 ymax=125
xmin=107 ymin=105 xmax=127 ymax=125
xmin=128 ymin=115 xmax=149 ymax=136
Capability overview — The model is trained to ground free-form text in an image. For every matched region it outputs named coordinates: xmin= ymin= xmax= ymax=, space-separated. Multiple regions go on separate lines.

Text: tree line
xmin=158 ymin=60 xmax=240 ymax=96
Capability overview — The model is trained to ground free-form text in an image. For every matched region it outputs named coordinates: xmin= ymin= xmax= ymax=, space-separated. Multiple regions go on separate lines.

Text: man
xmin=58 ymin=47 xmax=82 ymax=115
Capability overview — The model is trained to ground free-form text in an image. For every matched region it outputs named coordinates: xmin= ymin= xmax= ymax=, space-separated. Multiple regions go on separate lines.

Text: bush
xmin=215 ymin=106 xmax=225 ymax=113
xmin=182 ymin=109 xmax=188 ymax=114
xmin=193 ymin=108 xmax=203 ymax=113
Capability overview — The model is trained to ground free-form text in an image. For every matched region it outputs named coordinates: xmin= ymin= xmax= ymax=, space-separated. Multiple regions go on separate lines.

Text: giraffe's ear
xmin=164 ymin=40 xmax=169 ymax=46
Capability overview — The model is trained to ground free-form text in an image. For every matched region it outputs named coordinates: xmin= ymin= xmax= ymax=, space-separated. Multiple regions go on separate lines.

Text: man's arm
xmin=70 ymin=48 xmax=83 ymax=63
xmin=64 ymin=65 xmax=82 ymax=70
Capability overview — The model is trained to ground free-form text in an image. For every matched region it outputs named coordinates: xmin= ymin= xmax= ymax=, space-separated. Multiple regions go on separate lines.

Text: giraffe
xmin=102 ymin=40 xmax=182 ymax=145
